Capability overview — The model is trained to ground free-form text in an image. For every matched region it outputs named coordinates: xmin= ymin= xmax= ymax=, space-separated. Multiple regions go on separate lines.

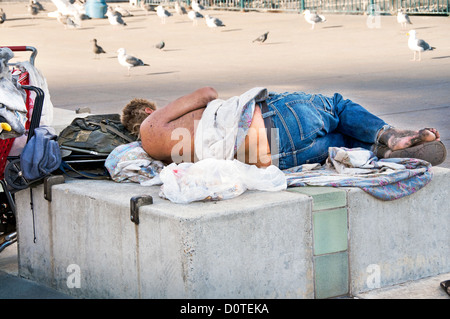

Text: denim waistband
xmin=258 ymin=100 xmax=272 ymax=151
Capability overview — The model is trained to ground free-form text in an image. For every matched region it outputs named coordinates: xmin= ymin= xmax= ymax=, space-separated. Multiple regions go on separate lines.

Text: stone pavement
xmin=0 ymin=1 xmax=449 ymax=299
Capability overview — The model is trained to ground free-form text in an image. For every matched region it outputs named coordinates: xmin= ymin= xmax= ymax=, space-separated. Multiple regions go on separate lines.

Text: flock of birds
xmin=0 ymin=0 xmax=438 ymax=75
xmin=302 ymin=7 xmax=435 ymax=61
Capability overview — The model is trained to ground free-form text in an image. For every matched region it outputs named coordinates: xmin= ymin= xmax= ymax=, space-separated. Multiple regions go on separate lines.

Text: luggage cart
xmin=0 ymin=46 xmax=46 ymax=253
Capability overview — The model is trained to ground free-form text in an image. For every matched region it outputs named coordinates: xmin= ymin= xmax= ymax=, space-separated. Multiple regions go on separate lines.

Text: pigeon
xmin=253 ymin=31 xmax=269 ymax=44
xmin=397 ymin=9 xmax=412 ymax=29
xmin=175 ymin=1 xmax=187 ymax=15
xmin=303 ymin=10 xmax=326 ymax=30
xmin=155 ymin=41 xmax=165 ymax=50
xmin=92 ymin=39 xmax=106 ymax=58
xmin=106 ymin=6 xmax=127 ymax=26
xmin=156 ymin=5 xmax=172 ymax=24
xmin=28 ymin=3 xmax=39 ymax=17
xmin=31 ymin=0 xmax=45 ymax=11
xmin=117 ymin=48 xmax=149 ymax=76
xmin=188 ymin=10 xmax=203 ymax=25
xmin=192 ymin=0 xmax=204 ymax=12
xmin=205 ymin=14 xmax=225 ymax=28
xmin=407 ymin=30 xmax=435 ymax=61
xmin=0 ymin=9 xmax=6 ymax=24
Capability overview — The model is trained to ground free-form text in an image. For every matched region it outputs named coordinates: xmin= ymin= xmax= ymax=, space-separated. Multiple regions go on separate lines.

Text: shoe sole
xmin=387 ymin=141 xmax=447 ymax=166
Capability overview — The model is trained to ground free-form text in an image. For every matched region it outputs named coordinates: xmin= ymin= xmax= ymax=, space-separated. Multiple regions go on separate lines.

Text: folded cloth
xmin=20 ymin=127 xmax=62 ymax=180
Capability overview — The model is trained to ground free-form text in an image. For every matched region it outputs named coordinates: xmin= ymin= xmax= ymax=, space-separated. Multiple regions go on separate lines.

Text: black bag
xmin=57 ymin=114 xmax=136 ymax=157
xmin=57 ymin=114 xmax=137 ymax=179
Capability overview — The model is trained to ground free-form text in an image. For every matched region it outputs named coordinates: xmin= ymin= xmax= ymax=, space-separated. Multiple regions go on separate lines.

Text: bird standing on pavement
xmin=407 ymin=30 xmax=435 ymax=61
xmin=188 ymin=10 xmax=203 ymax=26
xmin=253 ymin=31 xmax=269 ymax=44
xmin=303 ymin=10 xmax=326 ymax=30
xmin=397 ymin=9 xmax=412 ymax=29
xmin=28 ymin=3 xmax=39 ymax=17
xmin=156 ymin=5 xmax=172 ymax=24
xmin=155 ymin=41 xmax=165 ymax=50
xmin=117 ymin=48 xmax=149 ymax=76
xmin=175 ymin=1 xmax=187 ymax=15
xmin=205 ymin=15 xmax=225 ymax=28
xmin=114 ymin=5 xmax=132 ymax=17
xmin=57 ymin=12 xmax=81 ymax=29
xmin=106 ymin=6 xmax=127 ymax=26
xmin=192 ymin=0 xmax=204 ymax=12
xmin=92 ymin=39 xmax=106 ymax=58
xmin=0 ymin=9 xmax=6 ymax=24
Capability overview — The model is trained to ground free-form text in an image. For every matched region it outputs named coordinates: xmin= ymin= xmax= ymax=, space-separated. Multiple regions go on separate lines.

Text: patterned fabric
xmin=284 ymin=147 xmax=433 ymax=201
xmin=105 ymin=141 xmax=165 ymax=186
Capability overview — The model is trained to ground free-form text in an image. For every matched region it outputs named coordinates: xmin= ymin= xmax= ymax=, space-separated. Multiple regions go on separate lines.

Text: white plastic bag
xmin=159 ymin=158 xmax=287 ymax=204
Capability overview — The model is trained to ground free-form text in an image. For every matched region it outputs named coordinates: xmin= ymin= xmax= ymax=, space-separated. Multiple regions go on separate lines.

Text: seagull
xmin=175 ymin=1 xmax=187 ymax=15
xmin=140 ymin=1 xmax=155 ymax=15
xmin=253 ymin=31 xmax=269 ymax=44
xmin=303 ymin=10 xmax=326 ymax=30
xmin=92 ymin=39 xmax=106 ymax=58
xmin=192 ymin=0 xmax=204 ymax=12
xmin=407 ymin=30 xmax=435 ymax=61
xmin=155 ymin=41 xmax=165 ymax=50
xmin=188 ymin=10 xmax=203 ymax=25
xmin=114 ymin=5 xmax=133 ymax=17
xmin=205 ymin=15 xmax=225 ymax=28
xmin=106 ymin=6 xmax=127 ymax=26
xmin=397 ymin=9 xmax=412 ymax=29
xmin=0 ymin=9 xmax=6 ymax=24
xmin=156 ymin=5 xmax=172 ymax=24
xmin=106 ymin=6 xmax=126 ymax=24
xmin=117 ymin=48 xmax=149 ymax=76
xmin=57 ymin=12 xmax=81 ymax=29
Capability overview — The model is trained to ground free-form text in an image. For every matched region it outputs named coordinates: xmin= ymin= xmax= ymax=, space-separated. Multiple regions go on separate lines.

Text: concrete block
xmin=347 ymin=167 xmax=450 ymax=295
xmin=14 ymin=167 xmax=450 ymax=299
xmin=16 ymin=180 xmax=314 ymax=299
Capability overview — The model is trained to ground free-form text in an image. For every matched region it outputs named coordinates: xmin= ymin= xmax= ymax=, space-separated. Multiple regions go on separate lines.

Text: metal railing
xmin=141 ymin=0 xmax=449 ymax=14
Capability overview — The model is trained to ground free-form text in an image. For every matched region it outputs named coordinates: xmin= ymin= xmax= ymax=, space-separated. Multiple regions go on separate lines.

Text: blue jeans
xmin=262 ymin=91 xmax=389 ymax=170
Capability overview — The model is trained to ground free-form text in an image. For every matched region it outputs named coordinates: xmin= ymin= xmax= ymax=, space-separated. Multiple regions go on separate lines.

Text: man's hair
xmin=121 ymin=98 xmax=156 ymax=137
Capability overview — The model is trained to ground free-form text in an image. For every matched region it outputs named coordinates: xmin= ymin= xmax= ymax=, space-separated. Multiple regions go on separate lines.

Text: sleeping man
xmin=122 ymin=87 xmax=446 ymax=169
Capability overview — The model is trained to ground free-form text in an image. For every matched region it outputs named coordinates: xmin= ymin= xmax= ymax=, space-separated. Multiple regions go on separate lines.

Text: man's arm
xmin=153 ymin=87 xmax=218 ymax=124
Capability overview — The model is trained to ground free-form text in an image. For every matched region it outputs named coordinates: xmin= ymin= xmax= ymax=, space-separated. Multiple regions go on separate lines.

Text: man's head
xmin=121 ymin=98 xmax=156 ymax=137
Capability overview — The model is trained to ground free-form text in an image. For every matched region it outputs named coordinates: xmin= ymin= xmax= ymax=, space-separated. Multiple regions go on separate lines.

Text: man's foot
xmin=377 ymin=140 xmax=447 ymax=166
xmin=378 ymin=127 xmax=440 ymax=151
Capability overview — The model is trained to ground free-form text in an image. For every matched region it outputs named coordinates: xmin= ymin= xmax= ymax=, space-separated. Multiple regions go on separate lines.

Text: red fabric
xmin=0 ymin=71 xmax=33 ymax=178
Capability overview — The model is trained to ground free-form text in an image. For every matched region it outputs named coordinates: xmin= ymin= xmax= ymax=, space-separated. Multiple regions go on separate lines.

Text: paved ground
xmin=0 ymin=1 xmax=449 ymax=299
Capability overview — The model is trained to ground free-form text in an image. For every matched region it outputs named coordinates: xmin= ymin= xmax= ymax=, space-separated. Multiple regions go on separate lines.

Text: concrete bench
xmin=14 ymin=167 xmax=450 ymax=299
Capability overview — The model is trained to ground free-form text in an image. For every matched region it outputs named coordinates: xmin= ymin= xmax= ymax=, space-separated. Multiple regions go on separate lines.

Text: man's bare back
xmin=140 ymin=87 xmax=272 ymax=167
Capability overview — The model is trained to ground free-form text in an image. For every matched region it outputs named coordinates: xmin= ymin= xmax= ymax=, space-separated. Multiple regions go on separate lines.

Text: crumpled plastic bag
xmin=159 ymin=158 xmax=287 ymax=204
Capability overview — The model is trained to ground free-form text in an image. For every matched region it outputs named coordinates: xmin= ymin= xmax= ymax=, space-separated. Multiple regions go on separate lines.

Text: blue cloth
xmin=262 ymin=91 xmax=389 ymax=170
xmin=20 ymin=127 xmax=62 ymax=180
